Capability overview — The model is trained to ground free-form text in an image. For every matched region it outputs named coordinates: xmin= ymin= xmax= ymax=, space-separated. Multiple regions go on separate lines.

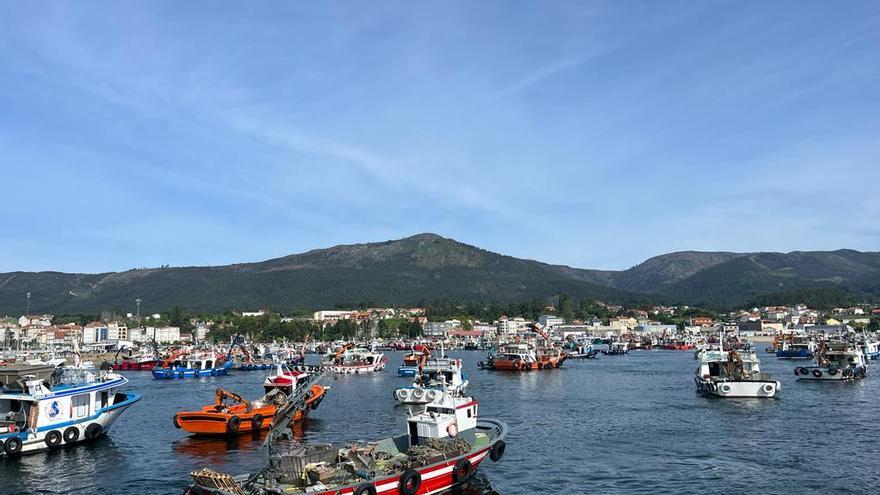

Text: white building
xmin=496 ymin=316 xmax=528 ymax=335
xmin=82 ymin=322 xmax=109 ymax=344
xmin=538 ymin=315 xmax=565 ymax=328
xmin=424 ymin=321 xmax=457 ymax=338
xmin=18 ymin=314 xmax=53 ymax=328
xmin=145 ymin=326 xmax=181 ymax=344
xmin=107 ymin=322 xmax=128 ymax=340
xmin=241 ymin=310 xmax=267 ymax=317
xmin=313 ymin=310 xmax=355 ymax=322
xmin=128 ymin=327 xmax=143 ymax=342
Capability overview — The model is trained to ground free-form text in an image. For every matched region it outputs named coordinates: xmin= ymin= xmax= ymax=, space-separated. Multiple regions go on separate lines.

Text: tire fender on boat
xmin=762 ymin=383 xmax=775 ymax=394
xmin=452 ymin=458 xmax=473 ymax=483
xmin=44 ymin=430 xmax=62 ymax=448
xmin=173 ymin=414 xmax=182 ymax=429
xmin=63 ymin=426 xmax=79 ymax=443
xmin=85 ymin=423 xmax=103 ymax=440
xmin=164 ymin=370 xmax=173 ymax=378
xmin=490 ymin=440 xmax=506 ymax=462
xmin=353 ymin=483 xmax=377 ymax=495
xmin=3 ymin=436 xmax=22 ymax=456
xmin=251 ymin=414 xmax=264 ymax=429
xmin=828 ymin=368 xmax=839 ymax=376
xmin=812 ymin=369 xmax=823 ymax=378
xmin=719 ymin=384 xmax=731 ymax=394
xmin=193 ymin=370 xmax=200 ymax=378
xmin=399 ymin=469 xmax=422 ymax=495
xmin=226 ymin=415 xmax=241 ymax=433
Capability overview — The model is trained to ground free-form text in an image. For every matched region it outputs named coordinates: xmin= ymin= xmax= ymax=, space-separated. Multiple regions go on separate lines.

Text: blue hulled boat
xmin=152 ymin=356 xmax=232 ymax=379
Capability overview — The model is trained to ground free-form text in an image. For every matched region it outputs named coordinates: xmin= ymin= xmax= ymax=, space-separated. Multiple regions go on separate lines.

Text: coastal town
xmin=3 ymin=302 xmax=878 ymax=356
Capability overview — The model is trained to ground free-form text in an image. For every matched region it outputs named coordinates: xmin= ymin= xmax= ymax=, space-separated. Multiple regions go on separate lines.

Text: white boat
xmin=321 ymin=345 xmax=387 ymax=374
xmin=694 ymin=344 xmax=780 ymax=398
xmin=858 ymin=338 xmax=880 ymax=361
xmin=0 ymin=363 xmax=140 ymax=456
xmin=394 ymin=355 xmax=469 ymax=407
xmin=794 ymin=341 xmax=867 ymax=381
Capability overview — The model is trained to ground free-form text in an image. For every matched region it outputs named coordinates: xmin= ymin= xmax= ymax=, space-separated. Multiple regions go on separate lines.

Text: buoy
xmin=447 ymin=422 xmax=458 ymax=437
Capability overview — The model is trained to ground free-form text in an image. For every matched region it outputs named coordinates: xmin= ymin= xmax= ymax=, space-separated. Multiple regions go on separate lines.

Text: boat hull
xmin=323 ymin=359 xmax=387 ymax=374
xmin=112 ymin=360 xmax=162 ymax=371
xmin=776 ymin=350 xmax=813 ymax=359
xmin=794 ymin=365 xmax=867 ymax=381
xmin=152 ymin=365 xmax=231 ymax=379
xmin=694 ymin=377 xmax=779 ymax=398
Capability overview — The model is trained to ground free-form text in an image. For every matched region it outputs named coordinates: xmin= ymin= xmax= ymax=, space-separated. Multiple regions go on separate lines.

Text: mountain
xmin=1 ymin=234 xmax=877 ymax=314
xmin=0 ymin=234 xmax=645 ymax=314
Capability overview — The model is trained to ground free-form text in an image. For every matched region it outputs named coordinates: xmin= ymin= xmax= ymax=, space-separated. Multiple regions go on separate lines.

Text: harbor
xmin=2 ymin=343 xmax=880 ymax=493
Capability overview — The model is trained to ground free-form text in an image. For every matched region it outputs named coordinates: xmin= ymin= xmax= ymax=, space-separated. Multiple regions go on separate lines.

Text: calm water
xmin=3 ymin=350 xmax=879 ymax=495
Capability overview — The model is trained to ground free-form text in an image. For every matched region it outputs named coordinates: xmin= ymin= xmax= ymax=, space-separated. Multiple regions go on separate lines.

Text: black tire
xmin=812 ymin=369 xmax=823 ymax=378
xmin=353 ymin=483 xmax=377 ymax=495
xmin=63 ymin=427 xmax=80 ymax=443
xmin=828 ymin=368 xmax=839 ymax=376
xmin=795 ymin=367 xmax=806 ymax=375
xmin=44 ymin=430 xmax=62 ymax=448
xmin=399 ymin=469 xmax=422 ymax=495
xmin=227 ymin=415 xmax=241 ymax=433
xmin=452 ymin=458 xmax=473 ymax=483
xmin=4 ymin=436 xmax=23 ymax=455
xmin=173 ymin=414 xmax=182 ymax=429
xmin=85 ymin=423 xmax=103 ymax=440
xmin=251 ymin=414 xmax=264 ymax=429
xmin=490 ymin=440 xmax=506 ymax=462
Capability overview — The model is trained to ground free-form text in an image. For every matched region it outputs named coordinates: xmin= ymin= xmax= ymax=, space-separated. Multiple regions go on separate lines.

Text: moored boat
xmin=775 ymin=337 xmax=816 ymax=360
xmin=152 ymin=355 xmax=233 ymax=379
xmin=0 ymin=362 xmax=140 ymax=456
xmin=395 ymin=354 xmax=468 ymax=408
xmin=602 ymin=341 xmax=629 ymax=355
xmin=321 ymin=345 xmax=387 ymax=374
xmin=173 ymin=379 xmax=326 ymax=437
xmin=184 ymin=386 xmax=506 ymax=495
xmin=694 ymin=345 xmax=780 ymax=398
xmin=477 ymin=343 xmax=566 ymax=371
xmin=794 ymin=341 xmax=867 ymax=381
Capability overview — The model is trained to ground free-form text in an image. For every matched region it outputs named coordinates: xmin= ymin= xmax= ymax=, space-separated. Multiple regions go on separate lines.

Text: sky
xmin=1 ymin=1 xmax=879 ymax=273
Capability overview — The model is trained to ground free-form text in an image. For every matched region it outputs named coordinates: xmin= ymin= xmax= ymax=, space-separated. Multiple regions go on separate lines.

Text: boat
xmin=173 ymin=375 xmax=327 ymax=436
xmin=394 ymin=353 xmax=468 ymax=408
xmin=794 ymin=341 xmax=867 ymax=381
xmin=112 ymin=338 xmax=163 ymax=371
xmin=565 ymin=341 xmax=600 ymax=359
xmin=775 ymin=336 xmax=816 ymax=359
xmin=857 ymin=337 xmax=880 ymax=361
xmin=152 ymin=354 xmax=233 ymax=379
xmin=398 ymin=345 xmax=430 ymax=377
xmin=0 ymin=361 xmax=140 ymax=456
xmin=602 ymin=341 xmax=629 ymax=355
xmin=477 ymin=343 xmax=566 ymax=371
xmin=321 ymin=344 xmax=387 ymax=374
xmin=694 ymin=344 xmax=780 ymax=398
xmin=263 ymin=363 xmax=325 ymax=396
xmin=184 ymin=384 xmax=507 ymax=495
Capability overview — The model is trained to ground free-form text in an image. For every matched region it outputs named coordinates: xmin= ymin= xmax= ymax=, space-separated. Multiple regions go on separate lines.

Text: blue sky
xmin=1 ymin=1 xmax=879 ymax=273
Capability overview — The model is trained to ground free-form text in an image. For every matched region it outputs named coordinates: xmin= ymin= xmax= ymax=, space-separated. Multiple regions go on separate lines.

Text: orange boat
xmin=479 ymin=343 xmax=567 ymax=370
xmin=173 ymin=383 xmax=326 ymax=436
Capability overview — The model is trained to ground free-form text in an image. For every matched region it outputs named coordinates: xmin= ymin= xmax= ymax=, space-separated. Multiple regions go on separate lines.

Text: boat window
xmin=101 ymin=391 xmax=109 ymax=409
xmin=72 ymin=394 xmax=90 ymax=418
xmin=205 ymin=360 xmax=213 ymax=369
xmin=708 ymin=363 xmax=721 ymax=377
xmin=192 ymin=361 xmax=202 ymax=370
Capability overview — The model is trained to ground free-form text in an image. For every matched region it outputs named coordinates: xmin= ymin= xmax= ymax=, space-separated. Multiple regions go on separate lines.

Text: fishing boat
xmin=794 ymin=341 xmax=867 ymax=381
xmin=173 ymin=375 xmax=327 ymax=437
xmin=398 ymin=346 xmax=430 ymax=377
xmin=152 ymin=354 xmax=233 ymax=379
xmin=184 ymin=386 xmax=507 ymax=495
xmin=0 ymin=362 xmax=140 ymax=456
xmin=857 ymin=338 xmax=880 ymax=361
xmin=563 ymin=339 xmax=600 ymax=359
xmin=321 ymin=345 xmax=387 ymax=374
xmin=775 ymin=336 xmax=816 ymax=359
xmin=477 ymin=343 xmax=566 ymax=371
xmin=602 ymin=341 xmax=629 ymax=355
xmin=112 ymin=339 xmax=163 ymax=371
xmin=694 ymin=344 xmax=780 ymax=398
xmin=394 ymin=354 xmax=468 ymax=407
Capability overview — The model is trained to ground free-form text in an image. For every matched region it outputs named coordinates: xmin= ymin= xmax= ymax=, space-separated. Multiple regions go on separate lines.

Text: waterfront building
xmin=145 ymin=326 xmax=181 ymax=343
xmin=424 ymin=321 xmax=458 ymax=338
xmin=538 ymin=314 xmax=565 ymax=328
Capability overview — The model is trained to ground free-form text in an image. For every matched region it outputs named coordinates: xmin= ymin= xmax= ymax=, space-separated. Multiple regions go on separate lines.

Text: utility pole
xmin=26 ymin=291 xmax=31 ymax=315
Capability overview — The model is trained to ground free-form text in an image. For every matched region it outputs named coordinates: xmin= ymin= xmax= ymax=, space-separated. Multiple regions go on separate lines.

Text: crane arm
xmin=214 ymin=388 xmax=248 ymax=407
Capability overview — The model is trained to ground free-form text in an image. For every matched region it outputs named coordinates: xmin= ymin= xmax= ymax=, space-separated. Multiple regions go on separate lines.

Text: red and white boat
xmin=263 ymin=363 xmax=317 ymax=395
xmin=185 ymin=389 xmax=507 ymax=495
